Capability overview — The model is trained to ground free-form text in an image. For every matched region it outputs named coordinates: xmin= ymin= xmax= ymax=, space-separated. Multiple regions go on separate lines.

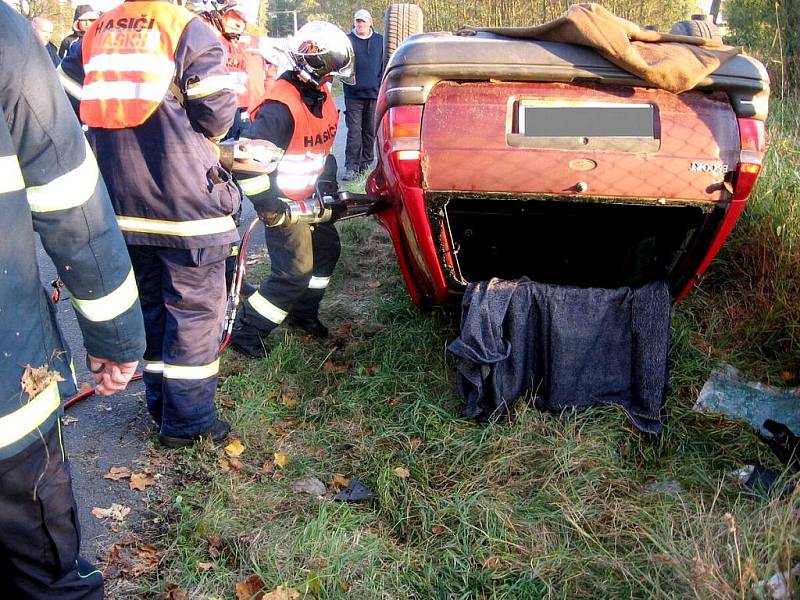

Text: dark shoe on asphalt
xmin=158 ymin=418 xmax=231 ymax=448
xmin=285 ymin=315 xmax=329 ymax=338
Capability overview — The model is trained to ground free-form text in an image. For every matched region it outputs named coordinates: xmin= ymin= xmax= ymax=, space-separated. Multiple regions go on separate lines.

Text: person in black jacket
xmin=0 ymin=5 xmax=146 ymax=597
xmin=57 ymin=5 xmax=97 ymax=61
xmin=342 ymin=9 xmax=384 ymax=181
xmin=31 ymin=16 xmax=60 ymax=66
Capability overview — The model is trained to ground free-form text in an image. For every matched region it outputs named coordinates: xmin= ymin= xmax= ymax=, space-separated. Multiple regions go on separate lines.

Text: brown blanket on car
xmin=459 ymin=3 xmax=739 ymax=93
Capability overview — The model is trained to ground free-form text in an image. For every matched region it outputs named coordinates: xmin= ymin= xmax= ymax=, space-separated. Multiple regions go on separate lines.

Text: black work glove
xmin=255 ymin=196 xmax=289 ymax=227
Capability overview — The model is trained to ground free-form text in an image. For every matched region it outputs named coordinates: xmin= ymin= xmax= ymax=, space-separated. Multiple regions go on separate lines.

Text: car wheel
xmin=383 ymin=3 xmax=423 ymax=72
xmin=669 ymin=18 xmax=722 ymax=42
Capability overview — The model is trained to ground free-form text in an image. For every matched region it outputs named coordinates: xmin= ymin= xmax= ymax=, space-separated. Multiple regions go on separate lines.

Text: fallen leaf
xmin=129 ymin=471 xmax=156 ymax=491
xmin=228 ymin=457 xmax=243 ymax=471
xmin=366 ymin=365 xmax=380 ymax=375
xmin=163 ymin=583 xmax=188 ymax=600
xmin=234 ymin=574 xmax=265 ymax=600
xmin=20 ymin=365 xmax=63 ymax=400
xmin=130 ymin=543 xmax=160 ymax=575
xmin=483 ymin=556 xmax=502 ymax=569
xmin=331 ymin=473 xmax=349 ymax=491
xmin=273 ymin=451 xmax=289 ymax=468
xmin=339 ymin=581 xmax=351 ymax=592
xmin=366 ymin=280 xmax=382 ymax=288
xmin=61 ymin=414 xmax=79 ymax=426
xmin=197 ymin=562 xmax=215 ymax=572
xmin=224 ymin=439 xmax=246 ymax=458
xmin=78 ymin=382 xmax=92 ymax=393
xmin=218 ymin=457 xmax=231 ymax=473
xmin=263 ymin=586 xmax=300 ymax=600
xmin=103 ymin=466 xmax=133 ymax=481
xmin=260 ymin=460 xmax=275 ymax=475
xmin=221 ymin=398 xmax=237 ymax=409
xmin=322 ymin=360 xmax=348 ymax=375
xmin=394 ymin=466 xmax=410 ymax=479
xmin=387 ymin=397 xmax=401 ymax=408
xmin=335 ymin=323 xmax=352 ymax=335
xmin=292 ymin=476 xmax=326 ymax=496
xmin=409 ymin=437 xmax=422 ymax=451
xmin=278 ymin=380 xmax=298 ymax=407
xmin=780 ymin=370 xmax=797 ymax=383
xmin=92 ymin=503 xmax=131 ymax=521
xmin=431 ymin=525 xmax=445 ymax=534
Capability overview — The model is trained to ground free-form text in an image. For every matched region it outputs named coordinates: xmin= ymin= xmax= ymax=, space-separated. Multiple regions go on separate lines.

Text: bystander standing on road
xmin=342 ymin=9 xmax=383 ymax=181
xmin=31 ymin=16 xmax=60 ymax=67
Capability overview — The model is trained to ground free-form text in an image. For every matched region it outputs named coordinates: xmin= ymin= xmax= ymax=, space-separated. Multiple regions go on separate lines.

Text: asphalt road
xmin=36 ymin=97 xmax=349 ymax=561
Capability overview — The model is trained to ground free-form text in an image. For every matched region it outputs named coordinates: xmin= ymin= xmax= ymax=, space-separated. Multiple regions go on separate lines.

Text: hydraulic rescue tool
xmin=64 ymin=137 xmax=386 ymax=405
xmin=218 ymin=137 xmax=385 ymax=350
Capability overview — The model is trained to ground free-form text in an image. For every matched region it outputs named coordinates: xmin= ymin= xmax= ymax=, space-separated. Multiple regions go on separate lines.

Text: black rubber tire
xmin=669 ymin=19 xmax=722 ymax=42
xmin=383 ymin=3 xmax=424 ymax=72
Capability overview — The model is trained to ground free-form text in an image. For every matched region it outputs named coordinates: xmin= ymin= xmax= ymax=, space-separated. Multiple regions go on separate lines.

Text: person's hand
xmin=86 ymin=355 xmax=139 ymax=396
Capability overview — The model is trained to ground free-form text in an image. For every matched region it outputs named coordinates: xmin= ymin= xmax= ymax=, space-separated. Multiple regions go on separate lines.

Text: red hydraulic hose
xmin=63 ymin=217 xmax=262 ymax=410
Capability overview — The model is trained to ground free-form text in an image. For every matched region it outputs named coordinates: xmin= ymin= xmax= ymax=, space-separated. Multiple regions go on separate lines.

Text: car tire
xmin=669 ymin=19 xmax=722 ymax=42
xmin=383 ymin=3 xmax=424 ymax=72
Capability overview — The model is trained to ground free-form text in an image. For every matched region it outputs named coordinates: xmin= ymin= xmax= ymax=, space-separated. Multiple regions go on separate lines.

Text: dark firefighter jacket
xmin=0 ymin=5 xmax=146 ymax=460
xmin=58 ymin=0 xmax=241 ymax=249
xmin=238 ymin=72 xmax=338 ymax=212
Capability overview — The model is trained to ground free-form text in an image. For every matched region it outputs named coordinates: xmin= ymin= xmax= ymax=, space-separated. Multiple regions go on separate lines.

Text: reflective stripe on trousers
xmin=242 ymin=220 xmax=340 ymax=333
xmin=128 ymin=245 xmax=228 ymax=438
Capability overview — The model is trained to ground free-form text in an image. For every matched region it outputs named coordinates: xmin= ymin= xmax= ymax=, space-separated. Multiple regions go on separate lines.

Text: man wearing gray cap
xmin=342 ymin=8 xmax=383 ymax=181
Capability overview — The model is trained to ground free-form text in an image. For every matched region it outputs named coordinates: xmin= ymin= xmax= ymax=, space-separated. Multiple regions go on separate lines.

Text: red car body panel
xmin=368 ymin=34 xmax=769 ymax=306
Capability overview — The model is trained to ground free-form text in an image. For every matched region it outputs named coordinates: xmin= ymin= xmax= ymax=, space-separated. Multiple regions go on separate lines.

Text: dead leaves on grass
xmin=224 ymin=439 xmax=246 ymax=457
xmin=273 ymin=451 xmax=289 ymax=468
xmin=394 ymin=466 xmax=410 ymax=479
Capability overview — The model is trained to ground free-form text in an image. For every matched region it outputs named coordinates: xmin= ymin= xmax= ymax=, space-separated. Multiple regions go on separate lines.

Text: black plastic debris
xmin=759 ymin=419 xmax=800 ymax=473
xmin=334 ymin=478 xmax=375 ymax=503
xmin=739 ymin=464 xmax=794 ymax=498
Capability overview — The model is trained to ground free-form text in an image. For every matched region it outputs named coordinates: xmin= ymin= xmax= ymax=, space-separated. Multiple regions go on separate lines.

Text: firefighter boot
xmin=229 ymin=313 xmax=271 ymax=358
xmin=285 ymin=315 xmax=329 ymax=338
xmin=158 ymin=418 xmax=231 ymax=448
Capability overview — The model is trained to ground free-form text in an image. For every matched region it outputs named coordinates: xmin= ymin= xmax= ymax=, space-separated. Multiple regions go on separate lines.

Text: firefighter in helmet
xmin=230 ymin=21 xmax=354 ymax=358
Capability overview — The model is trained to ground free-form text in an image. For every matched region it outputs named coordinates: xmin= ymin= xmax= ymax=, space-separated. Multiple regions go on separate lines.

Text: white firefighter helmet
xmin=287 ymin=21 xmax=355 ymax=87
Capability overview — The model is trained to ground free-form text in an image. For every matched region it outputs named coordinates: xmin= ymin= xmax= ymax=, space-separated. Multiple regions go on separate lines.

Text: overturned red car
xmin=366 ymin=6 xmax=770 ymax=306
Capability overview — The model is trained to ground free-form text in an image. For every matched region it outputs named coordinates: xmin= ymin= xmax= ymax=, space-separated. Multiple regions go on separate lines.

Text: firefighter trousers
xmin=0 ymin=425 xmax=103 ymax=599
xmin=128 ymin=245 xmax=228 ymax=438
xmin=240 ymin=221 xmax=340 ymax=334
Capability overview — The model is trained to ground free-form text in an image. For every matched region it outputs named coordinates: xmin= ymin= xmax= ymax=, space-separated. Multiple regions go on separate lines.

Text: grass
xmin=113 ymin=108 xmax=799 ymax=599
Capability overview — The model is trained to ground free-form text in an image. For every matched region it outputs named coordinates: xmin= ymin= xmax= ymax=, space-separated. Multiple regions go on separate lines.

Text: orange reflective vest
xmin=223 ymin=37 xmax=249 ymax=108
xmin=253 ymin=79 xmax=338 ymax=201
xmin=80 ymin=1 xmax=195 ymax=129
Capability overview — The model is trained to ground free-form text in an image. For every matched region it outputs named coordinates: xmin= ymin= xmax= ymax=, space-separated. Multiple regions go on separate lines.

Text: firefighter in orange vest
xmin=218 ymin=1 xmax=250 ymax=138
xmin=230 ymin=21 xmax=354 ymax=358
xmin=58 ymin=0 xmax=241 ymax=447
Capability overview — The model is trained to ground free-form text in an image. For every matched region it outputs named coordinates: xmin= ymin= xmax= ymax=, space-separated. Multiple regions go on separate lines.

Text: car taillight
xmin=733 ymin=118 xmax=766 ymax=201
xmin=387 ymin=105 xmax=423 ymax=188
